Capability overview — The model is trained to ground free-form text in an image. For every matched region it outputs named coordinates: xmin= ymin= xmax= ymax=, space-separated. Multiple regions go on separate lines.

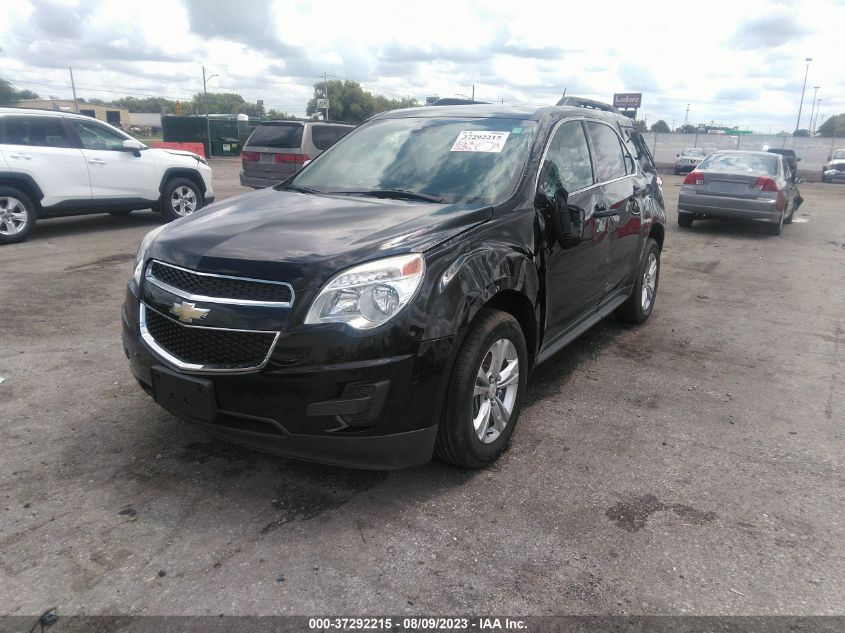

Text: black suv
xmin=122 ymin=102 xmax=666 ymax=469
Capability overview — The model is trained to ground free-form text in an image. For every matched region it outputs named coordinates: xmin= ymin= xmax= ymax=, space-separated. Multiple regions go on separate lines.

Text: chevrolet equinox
xmin=122 ymin=102 xmax=666 ymax=469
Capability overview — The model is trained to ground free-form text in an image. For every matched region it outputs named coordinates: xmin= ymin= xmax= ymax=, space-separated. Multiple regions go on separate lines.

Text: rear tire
xmin=615 ymin=238 xmax=660 ymax=325
xmin=767 ymin=212 xmax=784 ymax=236
xmin=0 ymin=186 xmax=37 ymax=245
xmin=159 ymin=178 xmax=204 ymax=222
xmin=434 ymin=309 xmax=528 ymax=469
xmin=677 ymin=212 xmax=694 ymax=228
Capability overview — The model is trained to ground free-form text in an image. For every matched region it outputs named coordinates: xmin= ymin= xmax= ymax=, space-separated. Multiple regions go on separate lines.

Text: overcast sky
xmin=2 ymin=0 xmax=843 ymax=132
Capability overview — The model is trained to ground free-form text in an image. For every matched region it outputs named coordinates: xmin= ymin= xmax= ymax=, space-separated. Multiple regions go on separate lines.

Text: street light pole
xmin=808 ymin=86 xmax=820 ymax=135
xmin=812 ymin=99 xmax=822 ymax=135
xmin=794 ymin=57 xmax=812 ymax=133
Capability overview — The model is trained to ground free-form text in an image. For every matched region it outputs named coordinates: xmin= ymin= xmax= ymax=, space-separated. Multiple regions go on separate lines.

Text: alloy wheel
xmin=472 ymin=338 xmax=519 ymax=444
xmin=170 ymin=186 xmax=197 ymax=216
xmin=641 ymin=251 xmax=658 ymax=312
xmin=0 ymin=197 xmax=29 ymax=236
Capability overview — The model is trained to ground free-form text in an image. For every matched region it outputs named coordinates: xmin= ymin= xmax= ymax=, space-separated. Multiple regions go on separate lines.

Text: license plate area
xmin=710 ymin=180 xmax=748 ymax=195
xmin=260 ymin=153 xmax=274 ymax=162
xmin=151 ymin=366 xmax=216 ymax=423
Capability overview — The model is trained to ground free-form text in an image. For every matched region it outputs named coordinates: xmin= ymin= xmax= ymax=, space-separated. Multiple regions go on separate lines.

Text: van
xmin=239 ymin=121 xmax=353 ymax=188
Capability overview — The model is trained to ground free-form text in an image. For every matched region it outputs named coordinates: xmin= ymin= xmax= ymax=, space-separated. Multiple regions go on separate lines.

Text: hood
xmin=153 ymin=148 xmax=204 ymax=161
xmin=148 ymin=188 xmax=492 ymax=290
xmin=828 ymin=159 xmax=845 ymax=167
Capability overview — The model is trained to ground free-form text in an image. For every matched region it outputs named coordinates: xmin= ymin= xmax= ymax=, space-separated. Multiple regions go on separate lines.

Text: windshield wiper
xmin=335 ymin=189 xmax=444 ymax=203
xmin=279 ymin=183 xmax=320 ymax=194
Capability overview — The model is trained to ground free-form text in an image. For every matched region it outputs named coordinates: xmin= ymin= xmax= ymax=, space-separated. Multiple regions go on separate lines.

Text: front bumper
xmin=678 ymin=191 xmax=781 ymax=222
xmin=823 ymin=169 xmax=845 ymax=183
xmin=121 ymin=292 xmax=453 ymax=469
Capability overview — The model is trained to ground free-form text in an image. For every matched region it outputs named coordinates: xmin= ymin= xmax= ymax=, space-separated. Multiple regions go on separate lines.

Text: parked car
xmin=766 ymin=148 xmax=800 ymax=181
xmin=239 ymin=120 xmax=353 ymax=188
xmin=678 ymin=150 xmax=801 ymax=235
xmin=821 ymin=149 xmax=845 ymax=183
xmin=123 ymin=102 xmax=666 ymax=469
xmin=0 ymin=107 xmax=213 ymax=245
xmin=673 ymin=147 xmax=706 ymax=175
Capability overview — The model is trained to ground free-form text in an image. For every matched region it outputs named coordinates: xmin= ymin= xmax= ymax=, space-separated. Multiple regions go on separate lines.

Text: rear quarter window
xmin=246 ymin=123 xmax=303 ymax=149
xmin=311 ymin=125 xmax=351 ymax=151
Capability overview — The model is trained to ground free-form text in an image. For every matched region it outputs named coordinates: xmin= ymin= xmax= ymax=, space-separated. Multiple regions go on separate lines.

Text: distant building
xmin=129 ymin=112 xmax=162 ymax=132
xmin=17 ymin=99 xmax=130 ymax=129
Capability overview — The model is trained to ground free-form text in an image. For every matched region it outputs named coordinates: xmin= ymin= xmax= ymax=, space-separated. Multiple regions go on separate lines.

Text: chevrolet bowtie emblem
xmin=169 ymin=301 xmax=210 ymax=323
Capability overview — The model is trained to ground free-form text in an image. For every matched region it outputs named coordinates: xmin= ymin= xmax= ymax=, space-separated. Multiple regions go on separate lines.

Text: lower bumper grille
xmin=141 ymin=305 xmax=277 ymax=371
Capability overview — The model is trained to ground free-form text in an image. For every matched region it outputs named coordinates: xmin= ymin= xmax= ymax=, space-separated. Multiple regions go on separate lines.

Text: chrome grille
xmin=146 ymin=260 xmax=293 ymax=306
xmin=140 ymin=305 xmax=278 ymax=372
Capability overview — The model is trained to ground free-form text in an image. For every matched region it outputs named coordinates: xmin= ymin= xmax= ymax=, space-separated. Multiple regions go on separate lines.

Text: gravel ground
xmin=0 ymin=160 xmax=842 ymax=616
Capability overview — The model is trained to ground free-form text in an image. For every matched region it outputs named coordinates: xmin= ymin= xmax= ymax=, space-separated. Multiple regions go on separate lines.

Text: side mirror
xmin=122 ymin=139 xmax=143 ymax=157
xmin=796 ymin=157 xmax=802 ymax=162
xmin=535 ymin=186 xmax=585 ymax=248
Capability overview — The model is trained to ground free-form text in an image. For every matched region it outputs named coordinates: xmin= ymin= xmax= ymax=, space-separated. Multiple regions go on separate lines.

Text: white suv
xmin=0 ymin=107 xmax=214 ymax=245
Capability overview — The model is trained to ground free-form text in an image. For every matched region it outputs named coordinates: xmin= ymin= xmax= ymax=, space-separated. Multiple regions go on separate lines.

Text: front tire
xmin=435 ymin=309 xmax=528 ymax=468
xmin=0 ymin=186 xmax=37 ymax=245
xmin=160 ymin=178 xmax=203 ymax=222
xmin=615 ymin=238 xmax=660 ymax=325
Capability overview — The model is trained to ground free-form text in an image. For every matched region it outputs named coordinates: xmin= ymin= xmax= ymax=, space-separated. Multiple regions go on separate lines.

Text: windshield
xmin=291 ymin=117 xmax=538 ymax=204
xmin=699 ymin=152 xmax=779 ymax=175
xmin=683 ymin=148 xmax=705 ymax=157
xmin=833 ymin=150 xmax=845 ymax=160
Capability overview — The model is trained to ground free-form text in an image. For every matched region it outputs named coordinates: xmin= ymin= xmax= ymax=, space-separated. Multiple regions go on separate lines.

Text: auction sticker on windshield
xmin=450 ymin=130 xmax=510 ymax=153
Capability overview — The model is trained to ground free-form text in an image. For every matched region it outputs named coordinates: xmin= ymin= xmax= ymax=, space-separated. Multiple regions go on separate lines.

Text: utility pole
xmin=794 ymin=57 xmax=812 ymax=133
xmin=324 ymin=71 xmax=330 ymax=121
xmin=68 ymin=67 xmax=79 ymax=113
xmin=202 ymin=65 xmax=212 ymax=158
xmin=471 ymin=84 xmax=475 ymax=102
xmin=683 ymin=103 xmax=690 ymax=126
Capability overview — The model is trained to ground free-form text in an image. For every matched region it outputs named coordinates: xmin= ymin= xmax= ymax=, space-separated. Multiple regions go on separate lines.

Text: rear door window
xmin=1 ymin=116 xmax=74 ymax=148
xmin=585 ymin=121 xmax=627 ymax=183
xmin=311 ymin=125 xmax=351 ymax=151
xmin=246 ymin=123 xmax=303 ymax=149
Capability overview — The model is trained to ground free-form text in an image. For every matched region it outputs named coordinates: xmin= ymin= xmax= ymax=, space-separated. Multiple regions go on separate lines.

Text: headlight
xmin=131 ymin=224 xmax=166 ymax=286
xmin=304 ymin=254 xmax=425 ymax=330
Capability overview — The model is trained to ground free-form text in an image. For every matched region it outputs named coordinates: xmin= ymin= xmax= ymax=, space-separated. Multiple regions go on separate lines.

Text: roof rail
xmin=556 ymin=96 xmax=620 ymax=114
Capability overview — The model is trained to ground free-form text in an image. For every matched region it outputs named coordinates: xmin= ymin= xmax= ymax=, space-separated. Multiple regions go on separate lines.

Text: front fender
xmin=419 ymin=238 xmax=539 ymax=342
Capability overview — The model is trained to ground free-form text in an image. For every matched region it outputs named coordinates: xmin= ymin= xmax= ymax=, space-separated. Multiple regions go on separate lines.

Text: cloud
xmin=727 ymin=12 xmax=813 ymax=49
xmin=182 ymin=0 xmax=299 ymax=58
xmin=714 ymin=87 xmax=760 ymax=101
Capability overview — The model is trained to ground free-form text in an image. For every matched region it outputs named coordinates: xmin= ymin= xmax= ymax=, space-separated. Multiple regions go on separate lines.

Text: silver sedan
xmin=677 ymin=150 xmax=802 ymax=236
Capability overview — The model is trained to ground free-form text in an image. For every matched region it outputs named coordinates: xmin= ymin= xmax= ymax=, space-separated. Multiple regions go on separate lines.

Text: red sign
xmin=152 ymin=141 xmax=206 ymax=158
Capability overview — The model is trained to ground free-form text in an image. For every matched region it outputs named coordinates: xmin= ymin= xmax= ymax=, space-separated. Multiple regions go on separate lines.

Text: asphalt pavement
xmin=0 ymin=160 xmax=842 ymax=616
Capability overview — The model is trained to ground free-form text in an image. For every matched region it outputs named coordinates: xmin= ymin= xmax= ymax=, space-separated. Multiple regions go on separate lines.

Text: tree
xmin=792 ymin=128 xmax=810 ymax=137
xmin=816 ymin=114 xmax=845 ymax=138
xmin=650 ymin=119 xmax=670 ymax=133
xmin=112 ymin=96 xmax=177 ymax=113
xmin=677 ymin=124 xmax=697 ymax=134
xmin=306 ymin=79 xmax=418 ymax=124
xmin=190 ymin=92 xmax=264 ymax=118
xmin=633 ymin=119 xmax=646 ymax=132
xmin=0 ymin=77 xmax=39 ymax=105
xmin=266 ymin=109 xmax=298 ymax=120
